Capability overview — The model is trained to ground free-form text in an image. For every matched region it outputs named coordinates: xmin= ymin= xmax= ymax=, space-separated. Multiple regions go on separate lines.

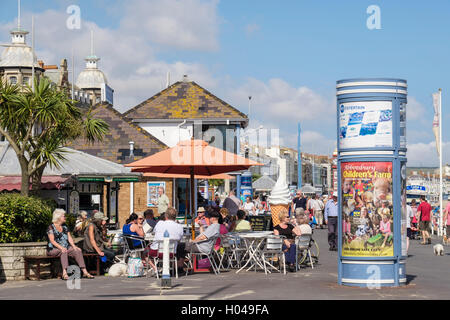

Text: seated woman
xmin=122 ymin=213 xmax=145 ymax=248
xmin=123 ymin=212 xmax=157 ymax=272
xmin=83 ymin=211 xmax=116 ymax=272
xmin=47 ymin=209 xmax=94 ymax=280
xmin=73 ymin=210 xmax=89 ymax=237
xmin=219 ymin=207 xmax=232 ymax=231
xmin=294 ymin=209 xmax=312 ymax=235
xmin=234 ymin=210 xmax=252 ymax=232
xmin=273 ymin=208 xmax=302 ymax=272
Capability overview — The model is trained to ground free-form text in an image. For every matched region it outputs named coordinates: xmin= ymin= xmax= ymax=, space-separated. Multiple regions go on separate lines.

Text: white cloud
xmin=228 ymin=78 xmax=335 ymax=123
xmin=120 ymin=0 xmax=220 ymax=51
xmin=245 ymin=23 xmax=260 ymax=36
xmin=0 ymin=1 xmax=221 ymax=112
xmin=406 ymin=141 xmax=449 ymax=167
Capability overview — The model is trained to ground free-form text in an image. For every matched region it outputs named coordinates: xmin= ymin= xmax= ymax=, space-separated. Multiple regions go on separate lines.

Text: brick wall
xmin=117 ymin=178 xmax=173 ymax=228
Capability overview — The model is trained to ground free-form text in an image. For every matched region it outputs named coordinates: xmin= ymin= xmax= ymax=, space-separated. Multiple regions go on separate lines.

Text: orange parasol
xmin=126 ymin=139 xmax=262 ymax=238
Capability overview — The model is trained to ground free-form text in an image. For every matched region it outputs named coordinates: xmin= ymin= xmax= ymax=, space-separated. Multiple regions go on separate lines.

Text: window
xmin=22 ymin=77 xmax=30 ymax=85
xmin=9 ymin=76 xmax=17 ymax=85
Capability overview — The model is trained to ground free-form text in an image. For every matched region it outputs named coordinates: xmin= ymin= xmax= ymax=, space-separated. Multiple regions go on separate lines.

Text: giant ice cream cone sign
xmin=268 ymin=156 xmax=291 ymax=227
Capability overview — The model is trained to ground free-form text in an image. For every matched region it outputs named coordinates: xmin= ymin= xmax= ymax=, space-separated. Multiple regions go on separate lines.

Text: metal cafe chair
xmin=185 ymin=236 xmax=220 ymax=275
xmin=260 ymin=235 xmax=286 ymax=275
xmin=295 ymin=234 xmax=314 ymax=270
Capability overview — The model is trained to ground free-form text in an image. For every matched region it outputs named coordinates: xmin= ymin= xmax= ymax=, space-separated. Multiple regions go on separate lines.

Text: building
xmin=406 ymin=165 xmax=450 ymax=205
xmin=0 ymin=141 xmax=140 ymax=225
xmin=123 ymin=75 xmax=249 ymax=209
xmin=68 ymin=103 xmax=168 ymax=227
xmin=0 ymin=17 xmax=44 ymax=87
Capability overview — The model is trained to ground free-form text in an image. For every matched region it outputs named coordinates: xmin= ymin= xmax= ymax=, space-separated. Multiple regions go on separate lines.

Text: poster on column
xmin=339 ymin=101 xmax=393 ymax=149
xmin=341 ymin=161 xmax=394 ymax=257
xmin=401 ymin=163 xmax=407 ymax=257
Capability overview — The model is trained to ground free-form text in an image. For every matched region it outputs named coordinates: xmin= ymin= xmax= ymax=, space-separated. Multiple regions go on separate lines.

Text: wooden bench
xmin=24 ymin=253 xmax=101 ymax=280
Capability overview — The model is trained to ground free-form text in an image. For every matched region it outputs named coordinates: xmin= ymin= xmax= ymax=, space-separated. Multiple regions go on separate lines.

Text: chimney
xmin=182 ymin=74 xmax=189 ymax=82
xmin=129 ymin=141 xmax=134 ymax=158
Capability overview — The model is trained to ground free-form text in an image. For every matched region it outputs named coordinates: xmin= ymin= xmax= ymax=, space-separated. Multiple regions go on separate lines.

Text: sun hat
xmin=94 ymin=211 xmax=108 ymax=221
xmin=197 ymin=207 xmax=206 ymax=213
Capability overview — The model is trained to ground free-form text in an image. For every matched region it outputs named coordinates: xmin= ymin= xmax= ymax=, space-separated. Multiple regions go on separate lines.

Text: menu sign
xmin=249 ymin=216 xmax=267 ymax=231
xmin=339 ymin=101 xmax=393 ymax=149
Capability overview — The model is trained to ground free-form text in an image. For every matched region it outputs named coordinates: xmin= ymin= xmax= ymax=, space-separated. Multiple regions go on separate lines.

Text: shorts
xmin=419 ymin=220 xmax=430 ymax=231
xmin=406 ymin=228 xmax=412 ymax=239
xmin=446 ymin=226 xmax=450 ymax=238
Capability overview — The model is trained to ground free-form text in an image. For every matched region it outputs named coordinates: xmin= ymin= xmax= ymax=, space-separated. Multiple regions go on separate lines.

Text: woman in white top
xmin=243 ymin=196 xmax=256 ymax=215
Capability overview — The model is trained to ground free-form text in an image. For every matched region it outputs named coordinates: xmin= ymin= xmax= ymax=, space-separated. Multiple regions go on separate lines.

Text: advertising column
xmin=336 ymin=78 xmax=407 ymax=287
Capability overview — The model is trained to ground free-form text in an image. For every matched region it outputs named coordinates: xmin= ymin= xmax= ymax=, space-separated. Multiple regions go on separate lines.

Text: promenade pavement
xmin=0 ymin=228 xmax=449 ymax=300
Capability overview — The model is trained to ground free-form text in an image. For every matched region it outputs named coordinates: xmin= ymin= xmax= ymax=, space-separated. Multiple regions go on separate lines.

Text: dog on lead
xmin=434 ymin=244 xmax=444 ymax=256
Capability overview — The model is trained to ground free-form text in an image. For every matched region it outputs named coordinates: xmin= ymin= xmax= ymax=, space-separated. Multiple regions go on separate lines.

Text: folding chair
xmin=122 ymin=234 xmax=149 ymax=275
xmin=186 ymin=236 xmax=220 ymax=275
xmin=295 ymin=234 xmax=314 ymax=270
xmin=260 ymin=235 xmax=286 ymax=275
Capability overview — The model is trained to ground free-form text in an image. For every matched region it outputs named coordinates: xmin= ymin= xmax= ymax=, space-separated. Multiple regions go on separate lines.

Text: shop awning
xmin=143 ymin=172 xmax=232 ymax=180
xmin=0 ymin=176 xmax=68 ymax=192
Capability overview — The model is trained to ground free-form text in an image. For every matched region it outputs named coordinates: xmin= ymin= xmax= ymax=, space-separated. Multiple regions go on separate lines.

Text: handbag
xmin=127 ymin=257 xmax=144 ymax=278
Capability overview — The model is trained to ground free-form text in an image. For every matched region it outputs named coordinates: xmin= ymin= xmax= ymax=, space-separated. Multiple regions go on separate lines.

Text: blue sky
xmin=0 ymin=0 xmax=448 ymax=166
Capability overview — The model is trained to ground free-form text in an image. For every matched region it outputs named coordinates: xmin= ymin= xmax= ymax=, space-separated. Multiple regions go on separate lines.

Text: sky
xmin=0 ymin=0 xmax=449 ymax=167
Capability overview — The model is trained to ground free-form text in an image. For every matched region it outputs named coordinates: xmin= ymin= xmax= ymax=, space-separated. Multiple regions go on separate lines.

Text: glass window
xmin=9 ymin=76 xmax=17 ymax=85
xmin=22 ymin=77 xmax=29 ymax=85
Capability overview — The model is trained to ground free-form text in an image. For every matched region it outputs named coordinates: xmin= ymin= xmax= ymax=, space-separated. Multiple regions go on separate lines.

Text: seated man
xmin=194 ymin=207 xmax=210 ymax=227
xmin=148 ymin=207 xmax=183 ymax=265
xmin=234 ymin=210 xmax=252 ymax=232
xmin=182 ymin=211 xmax=221 ymax=257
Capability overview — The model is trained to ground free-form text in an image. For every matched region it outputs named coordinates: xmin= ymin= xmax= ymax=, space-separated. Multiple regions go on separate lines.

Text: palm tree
xmin=0 ymin=77 xmax=109 ymax=196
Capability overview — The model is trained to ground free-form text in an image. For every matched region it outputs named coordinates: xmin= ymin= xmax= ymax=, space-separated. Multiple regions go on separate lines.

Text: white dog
xmin=108 ymin=261 xmax=128 ymax=277
xmin=433 ymin=244 xmax=444 ymax=256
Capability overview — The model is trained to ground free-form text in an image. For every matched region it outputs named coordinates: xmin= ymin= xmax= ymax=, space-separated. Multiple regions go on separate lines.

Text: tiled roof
xmin=68 ymin=104 xmax=167 ymax=164
xmin=123 ymin=81 xmax=248 ymax=121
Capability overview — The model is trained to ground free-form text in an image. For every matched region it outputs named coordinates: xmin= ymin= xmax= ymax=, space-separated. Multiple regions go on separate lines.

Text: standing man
xmin=157 ymin=186 xmax=170 ymax=219
xmin=222 ymin=190 xmax=240 ymax=216
xmin=291 ymin=190 xmax=307 ymax=213
xmin=324 ymin=192 xmax=338 ymax=251
xmin=417 ymin=196 xmax=432 ymax=245
xmin=311 ymin=194 xmax=325 ymax=229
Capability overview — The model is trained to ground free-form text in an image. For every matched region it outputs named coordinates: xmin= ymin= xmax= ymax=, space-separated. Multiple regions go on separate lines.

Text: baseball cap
xmin=94 ymin=211 xmax=108 ymax=221
xmin=332 ymin=192 xmax=338 ymax=197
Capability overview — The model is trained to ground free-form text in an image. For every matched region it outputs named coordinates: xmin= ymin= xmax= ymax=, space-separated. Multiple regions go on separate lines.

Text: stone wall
xmin=0 ymin=242 xmax=49 ymax=282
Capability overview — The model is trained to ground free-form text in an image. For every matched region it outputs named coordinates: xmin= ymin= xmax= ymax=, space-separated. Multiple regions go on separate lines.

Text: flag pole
xmin=439 ymin=88 xmax=443 ymax=237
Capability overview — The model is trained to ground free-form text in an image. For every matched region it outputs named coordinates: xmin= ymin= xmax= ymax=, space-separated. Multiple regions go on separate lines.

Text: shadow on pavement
xmin=200 ymin=284 xmax=234 ymax=300
xmin=406 ymin=274 xmax=417 ymax=285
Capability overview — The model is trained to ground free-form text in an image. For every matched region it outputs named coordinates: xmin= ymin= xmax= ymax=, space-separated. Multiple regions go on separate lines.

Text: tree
xmin=0 ymin=77 xmax=109 ymax=196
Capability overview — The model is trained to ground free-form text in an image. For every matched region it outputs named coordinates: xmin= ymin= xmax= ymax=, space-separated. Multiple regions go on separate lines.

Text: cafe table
xmin=236 ymin=231 xmax=273 ymax=274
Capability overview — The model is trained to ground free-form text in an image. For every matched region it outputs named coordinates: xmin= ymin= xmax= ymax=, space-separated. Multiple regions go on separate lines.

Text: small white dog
xmin=433 ymin=244 xmax=444 ymax=256
xmin=108 ymin=261 xmax=128 ymax=277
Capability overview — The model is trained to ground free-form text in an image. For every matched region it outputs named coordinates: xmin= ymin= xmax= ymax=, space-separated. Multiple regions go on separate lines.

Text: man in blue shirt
xmin=325 ymin=192 xmax=339 ymax=251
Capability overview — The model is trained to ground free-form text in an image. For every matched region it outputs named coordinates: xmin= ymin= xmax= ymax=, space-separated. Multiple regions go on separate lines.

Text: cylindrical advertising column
xmin=336 ymin=79 xmax=408 ymax=287
xmin=241 ymin=171 xmax=253 ymax=201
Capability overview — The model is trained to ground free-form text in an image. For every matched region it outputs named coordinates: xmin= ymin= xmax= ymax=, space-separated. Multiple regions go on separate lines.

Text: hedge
xmin=0 ymin=194 xmax=53 ymax=244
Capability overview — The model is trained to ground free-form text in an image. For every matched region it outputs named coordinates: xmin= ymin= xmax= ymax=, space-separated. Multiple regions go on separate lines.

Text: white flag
xmin=432 ymin=92 xmax=440 ymax=156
